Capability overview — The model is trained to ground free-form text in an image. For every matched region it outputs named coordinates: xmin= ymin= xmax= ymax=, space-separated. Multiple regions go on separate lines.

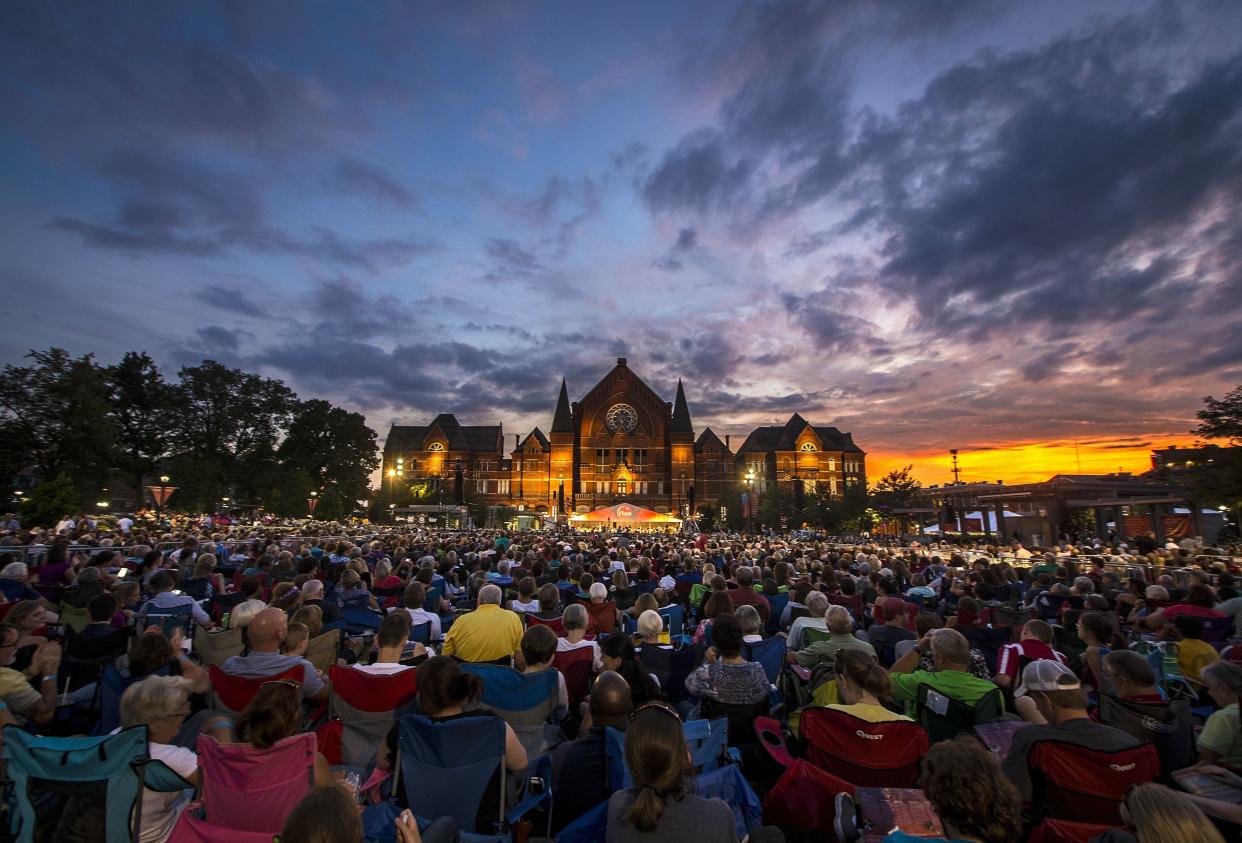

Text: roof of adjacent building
xmin=517 ymin=427 xmax=551 ymax=452
xmin=385 ymin=414 xmax=503 ymax=453
xmin=735 ymin=413 xmax=864 ymax=454
xmin=695 ymin=427 xmax=732 ymax=454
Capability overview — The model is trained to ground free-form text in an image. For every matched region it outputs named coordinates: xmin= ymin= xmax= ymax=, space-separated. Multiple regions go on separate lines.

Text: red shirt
xmin=1163 ymin=604 xmax=1226 ymax=621
xmin=996 ymin=640 xmax=1069 ymax=682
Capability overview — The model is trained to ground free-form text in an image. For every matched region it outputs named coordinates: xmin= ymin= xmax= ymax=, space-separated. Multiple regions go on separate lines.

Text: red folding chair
xmin=326 ymin=666 xmax=419 ymax=769
xmin=585 ymin=601 xmax=618 ymax=635
xmin=1028 ymin=741 xmax=1160 ymax=825
xmin=762 ymin=758 xmax=853 ymax=836
xmin=527 ymin=614 xmax=567 ymax=636
xmin=799 ymin=708 xmax=929 ymax=787
xmin=196 ymin=732 xmax=317 ymax=833
xmin=207 ymin=664 xmax=302 ymax=714
xmin=553 ymin=646 xmax=594 ymax=710
xmin=168 ymin=813 xmax=274 ymax=843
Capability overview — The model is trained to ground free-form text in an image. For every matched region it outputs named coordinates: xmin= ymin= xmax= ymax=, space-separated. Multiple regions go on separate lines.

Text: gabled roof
xmin=388 ymin=415 xmax=502 ymax=453
xmin=671 ymin=379 xmax=693 ymax=434
xmin=385 ymin=425 xmax=428 ymax=453
xmin=551 ymin=379 xmax=573 ymax=434
xmin=694 ymin=427 xmax=731 ymax=454
xmin=518 ymin=427 xmax=550 ymax=452
xmin=735 ymin=414 xmax=865 ymax=454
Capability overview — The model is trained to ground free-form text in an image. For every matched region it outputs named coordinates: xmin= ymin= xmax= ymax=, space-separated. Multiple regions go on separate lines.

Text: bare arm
xmin=503 ymin=722 xmax=528 ymax=772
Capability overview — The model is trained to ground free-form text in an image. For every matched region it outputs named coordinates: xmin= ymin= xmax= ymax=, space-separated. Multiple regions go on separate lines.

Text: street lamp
xmin=308 ymin=491 xmax=319 ymax=518
xmin=149 ymin=475 xmax=175 ymax=521
xmin=745 ymin=469 xmax=756 ymax=533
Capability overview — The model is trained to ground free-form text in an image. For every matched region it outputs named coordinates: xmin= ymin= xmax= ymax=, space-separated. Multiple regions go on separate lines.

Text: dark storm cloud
xmin=653 ymin=227 xmax=698 ymax=272
xmin=780 ymin=290 xmax=891 ymax=358
xmin=194 ymin=325 xmax=243 ymax=352
xmin=641 ymin=130 xmax=753 ymax=213
xmin=191 ymin=284 xmax=268 ymax=317
xmin=328 ymin=158 xmax=418 ymax=209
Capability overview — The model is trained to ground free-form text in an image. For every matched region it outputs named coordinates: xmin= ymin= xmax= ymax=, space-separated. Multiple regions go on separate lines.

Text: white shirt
xmin=394 ymin=606 xmax=442 ymax=640
xmin=102 ymin=734 xmax=196 ymax=843
xmin=117 ymin=517 xmax=133 ymax=534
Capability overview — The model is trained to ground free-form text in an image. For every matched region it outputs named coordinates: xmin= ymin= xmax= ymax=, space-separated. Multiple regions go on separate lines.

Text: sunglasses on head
xmin=629 ymin=700 xmax=682 ymax=725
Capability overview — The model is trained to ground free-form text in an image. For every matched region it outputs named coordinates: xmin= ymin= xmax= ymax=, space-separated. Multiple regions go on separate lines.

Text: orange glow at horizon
xmin=868 ymin=433 xmax=1203 ymax=487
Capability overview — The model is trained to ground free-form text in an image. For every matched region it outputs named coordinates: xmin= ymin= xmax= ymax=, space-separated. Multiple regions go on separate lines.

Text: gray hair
xmin=826 ymin=605 xmax=852 ymax=635
xmin=1202 ymin=661 xmax=1242 ymax=694
xmin=76 ymin=566 xmax=102 ymax=584
xmin=929 ymin=628 xmax=970 ymax=666
xmin=120 ymin=674 xmax=193 ymax=727
xmin=563 ymin=603 xmax=587 ymax=631
xmin=589 ymin=582 xmax=607 ymax=601
xmin=1073 ymin=577 xmax=1094 ymax=594
xmin=375 ymin=559 xmax=392 ymax=579
xmin=806 ymin=591 xmax=830 ymax=618
xmin=735 ymin=605 xmax=762 ymax=635
xmin=638 ymin=609 xmax=663 ymax=640
xmin=230 ymin=599 xmax=267 ymax=629
xmin=302 ymin=579 xmax=324 ymax=599
xmin=0 ymin=562 xmax=27 ymax=581
xmin=479 ymin=584 xmax=503 ymax=605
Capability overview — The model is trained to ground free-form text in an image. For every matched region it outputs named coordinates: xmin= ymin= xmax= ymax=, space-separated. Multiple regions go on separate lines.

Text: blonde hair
xmin=120 ymin=674 xmax=193 ymax=727
xmin=281 ymin=622 xmax=309 ymax=654
xmin=1121 ymin=783 xmax=1225 ymax=843
xmin=230 ymin=599 xmax=267 ymax=629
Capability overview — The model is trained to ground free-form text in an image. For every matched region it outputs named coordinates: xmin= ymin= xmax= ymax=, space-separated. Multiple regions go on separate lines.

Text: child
xmin=1172 ymin=616 xmax=1220 ymax=689
xmin=281 ymin=621 xmax=310 ymax=658
xmin=518 ymin=625 xmax=568 ymax=721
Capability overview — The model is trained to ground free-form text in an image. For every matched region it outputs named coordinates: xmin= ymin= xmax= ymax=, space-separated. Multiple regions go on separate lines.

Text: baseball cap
xmin=1014 ymin=660 xmax=1081 ymax=698
xmin=879 ymin=596 xmax=912 ymax=615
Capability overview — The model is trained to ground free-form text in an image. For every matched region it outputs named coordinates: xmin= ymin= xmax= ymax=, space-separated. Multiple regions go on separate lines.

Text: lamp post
xmin=745 ymin=469 xmax=755 ymax=534
xmin=148 ymin=475 xmax=175 ymax=522
xmin=307 ymin=491 xmax=318 ymax=519
xmin=389 ymin=502 xmax=396 ymax=524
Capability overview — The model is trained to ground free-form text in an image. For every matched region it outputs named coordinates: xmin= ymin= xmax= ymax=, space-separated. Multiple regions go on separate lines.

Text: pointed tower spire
xmin=671 ymin=378 xmax=693 ymax=433
xmin=551 ymin=378 xmax=573 ymax=433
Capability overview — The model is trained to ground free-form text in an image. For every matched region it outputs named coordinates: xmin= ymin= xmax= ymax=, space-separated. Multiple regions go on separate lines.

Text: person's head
xmin=376 ymin=611 xmax=411 ymax=652
xmin=1184 ymin=584 xmax=1216 ymax=608
xmin=710 ymin=612 xmax=743 ymax=658
xmin=834 ymin=649 xmax=892 ymax=704
xmin=301 ymin=579 xmax=324 ymax=601
xmin=1015 ymin=659 xmax=1087 ymax=721
xmin=1120 ymin=783 xmax=1226 ymax=843
xmin=281 ymin=622 xmax=309 ymax=656
xmin=0 ymin=623 xmax=19 ymax=666
xmin=918 ymin=737 xmax=1022 ymax=843
xmin=1201 ymin=660 xmax=1242 ymax=711
xmin=1102 ymin=649 xmax=1160 ymax=697
xmin=637 ymin=609 xmax=663 ymax=642
xmin=590 ymin=670 xmax=632 ymax=727
xmin=237 ymin=679 xmax=303 ymax=749
xmin=230 ymin=599 xmax=267 ymax=630
xmin=478 ymin=584 xmax=502 ymax=606
xmin=1076 ymin=611 xmax=1113 ymax=646
xmin=928 ymin=628 xmax=970 ymax=671
xmin=339 ymin=569 xmax=361 ymax=591
xmin=633 ymin=593 xmax=658 ymax=617
xmin=112 ymin=580 xmax=140 ymax=606
xmin=1144 ymin=585 xmax=1169 ymax=602
xmin=703 ymin=590 xmax=733 ymax=619
xmin=537 ymin=582 xmax=559 ymax=612
xmin=290 ymin=604 xmax=323 ymax=638
xmin=623 ymin=703 xmax=690 ymax=833
xmin=88 ymin=592 xmax=119 ymax=623
xmin=416 ymin=655 xmax=483 ymax=715
xmin=735 ymin=566 xmax=754 ymax=588
xmin=805 ymin=590 xmax=829 ymax=618
xmin=735 ymin=604 xmax=762 ymax=636
xmin=599 ymin=629 xmax=636 ymax=672
xmin=0 ymin=561 xmax=28 ymax=582
xmin=562 ymin=603 xmax=588 ymax=633
xmin=148 ymin=571 xmax=174 ymax=594
xmin=589 ymin=582 xmax=607 ymax=603
xmin=279 ymin=785 xmax=364 ymax=843
xmin=521 ymin=624 xmax=557 ymax=669
xmin=915 ymin=613 xmax=944 ymax=638
xmin=880 ymin=596 xmax=909 ymax=624
xmin=825 ymin=604 xmax=853 ymax=635
xmin=120 ymin=675 xmax=194 ymax=744
xmin=1021 ymin=619 xmax=1054 ymax=644
xmin=247 ymin=607 xmax=289 ymax=652
xmin=128 ymin=630 xmax=175 ymax=678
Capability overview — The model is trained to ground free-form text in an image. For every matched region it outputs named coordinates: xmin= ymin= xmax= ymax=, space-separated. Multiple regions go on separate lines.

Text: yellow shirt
xmin=441 ymin=604 xmax=524 ymax=663
xmin=1177 ymin=638 xmax=1219 ymax=685
xmin=826 ymin=702 xmax=913 ymax=723
xmin=0 ymin=667 xmax=42 ymax=719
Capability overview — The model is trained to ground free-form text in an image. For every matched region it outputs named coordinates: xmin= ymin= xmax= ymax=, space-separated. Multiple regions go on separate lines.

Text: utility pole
xmin=950 ymin=449 xmax=961 ymax=485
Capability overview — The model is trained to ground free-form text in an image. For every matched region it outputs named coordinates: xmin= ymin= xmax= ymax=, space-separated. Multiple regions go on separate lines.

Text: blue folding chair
xmin=392 ymin=714 xmax=551 ymax=842
xmin=658 ymin=604 xmax=684 ymax=638
xmin=408 ymin=620 xmax=431 ymax=644
xmin=342 ymin=607 xmax=384 ymax=636
xmin=604 ymin=717 xmax=733 ymax=790
xmin=764 ymin=593 xmax=790 ymax=633
xmin=3 ymin=725 xmax=192 ymax=843
xmin=459 ymin=663 xmax=560 ymax=756
xmin=743 ymin=636 xmax=787 ymax=685
xmin=137 ymin=602 xmax=195 ymax=638
xmin=96 ymin=663 xmax=171 ymax=735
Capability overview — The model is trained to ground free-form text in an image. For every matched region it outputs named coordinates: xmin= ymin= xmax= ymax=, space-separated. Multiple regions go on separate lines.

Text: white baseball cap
xmin=1014 ymin=659 xmax=1081 ymax=698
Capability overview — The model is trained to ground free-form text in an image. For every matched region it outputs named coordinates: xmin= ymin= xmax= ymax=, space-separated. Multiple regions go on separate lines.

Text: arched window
xmin=827 ymin=458 xmax=836 ymax=471
xmin=428 ymin=442 xmax=445 ymax=452
xmin=800 ymin=442 xmax=816 ymax=451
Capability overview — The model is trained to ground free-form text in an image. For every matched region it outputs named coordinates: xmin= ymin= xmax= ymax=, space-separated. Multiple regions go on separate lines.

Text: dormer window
xmin=800 ymin=442 xmax=816 ymax=451
xmin=428 ymin=442 xmax=445 ymax=451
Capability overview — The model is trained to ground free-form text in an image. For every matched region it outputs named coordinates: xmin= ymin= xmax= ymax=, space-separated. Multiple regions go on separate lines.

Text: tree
xmin=1195 ymin=386 xmax=1242 ymax=444
xmin=274 ymin=399 xmax=378 ymax=518
xmin=168 ymin=360 xmax=296 ymax=510
xmin=0 ymin=349 xmax=117 ymax=505
xmin=18 ymin=473 xmax=81 ymax=528
xmin=871 ymin=465 xmax=924 ymax=532
xmin=105 ymin=352 xmax=174 ymax=503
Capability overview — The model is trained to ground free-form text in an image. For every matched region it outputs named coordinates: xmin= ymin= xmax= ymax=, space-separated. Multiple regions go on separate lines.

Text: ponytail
xmin=627 ymin=785 xmax=666 ymax=832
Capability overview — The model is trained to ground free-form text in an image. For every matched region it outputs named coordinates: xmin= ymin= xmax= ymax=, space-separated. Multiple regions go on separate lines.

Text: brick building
xmin=381 ymin=358 xmax=866 ymax=518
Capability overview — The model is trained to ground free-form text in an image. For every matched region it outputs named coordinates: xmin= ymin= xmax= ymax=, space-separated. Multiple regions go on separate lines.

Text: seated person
xmin=140 ymin=571 xmax=211 ymax=627
xmin=866 ymin=598 xmax=916 ymax=667
xmin=0 ymin=622 xmax=59 ymax=724
xmin=1170 ymin=616 xmax=1220 ymax=688
xmin=396 ymin=583 xmax=442 ymax=640
xmin=1095 ymin=783 xmax=1228 ymax=843
xmin=532 ymin=583 xmax=563 ymax=621
xmin=837 ymin=736 xmax=1021 ymax=843
xmin=334 ymin=569 xmax=378 ymax=612
xmin=220 ymin=608 xmax=329 ymax=702
xmin=1101 ymin=649 xmax=1166 ymax=704
xmin=354 ymin=612 xmax=426 ymax=674
xmin=1134 ymin=583 xmax=1226 ymax=632
xmin=994 ymin=619 xmax=1068 ymax=691
xmin=232 ymin=680 xmax=333 ymax=786
xmin=735 ymin=605 xmax=764 ymax=645
xmin=557 ymin=604 xmax=602 ymax=670
xmin=440 ymin=584 xmax=523 ymax=663
xmin=280 ymin=622 xmax=310 ymax=659
xmin=786 ymin=589 xmax=827 ymax=649
xmin=601 ymin=632 xmax=659 ymax=706
xmin=790 ymin=605 xmax=876 ymax=668
xmin=901 ymin=614 xmax=992 ymax=680
xmin=888 ymin=628 xmax=1000 ymax=712
xmin=509 ymin=576 xmax=540 ymax=613
xmin=635 ymin=609 xmax=670 ymax=650
xmin=518 ymin=625 xmax=568 ymax=722
xmin=301 ymin=579 xmax=340 ymax=624
xmin=1003 ymin=660 xmax=1139 ymax=803
xmin=1195 ymin=661 xmax=1242 ymax=769
xmin=684 ymin=614 xmax=769 ymax=716
xmin=75 ymin=593 xmax=134 ymax=645
xmin=128 ymin=628 xmax=210 ymax=695
xmin=828 ymin=649 xmax=913 ymax=723
xmin=607 ymin=702 xmax=737 ymax=842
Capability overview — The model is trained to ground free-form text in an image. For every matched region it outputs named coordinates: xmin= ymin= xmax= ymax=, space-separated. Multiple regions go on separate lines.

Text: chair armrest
xmin=505 ymin=752 xmax=553 ymax=825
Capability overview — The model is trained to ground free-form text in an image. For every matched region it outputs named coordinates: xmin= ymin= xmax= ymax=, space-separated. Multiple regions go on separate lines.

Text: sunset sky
xmin=3 ymin=1 xmax=1240 ymax=486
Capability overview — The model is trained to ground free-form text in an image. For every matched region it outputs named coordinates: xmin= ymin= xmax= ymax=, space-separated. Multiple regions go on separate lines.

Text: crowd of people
xmin=0 ymin=517 xmax=1239 ymax=842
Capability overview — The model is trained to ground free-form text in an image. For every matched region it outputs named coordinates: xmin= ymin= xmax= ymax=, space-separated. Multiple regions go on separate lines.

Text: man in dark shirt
xmin=550 ymin=670 xmax=631 ymax=832
xmin=1003 ymin=660 xmax=1139 ymax=802
xmin=726 ymin=566 xmax=771 ymax=628
xmin=301 ymin=578 xmax=340 ymax=624
xmin=866 ymin=597 xmax=916 ymax=666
